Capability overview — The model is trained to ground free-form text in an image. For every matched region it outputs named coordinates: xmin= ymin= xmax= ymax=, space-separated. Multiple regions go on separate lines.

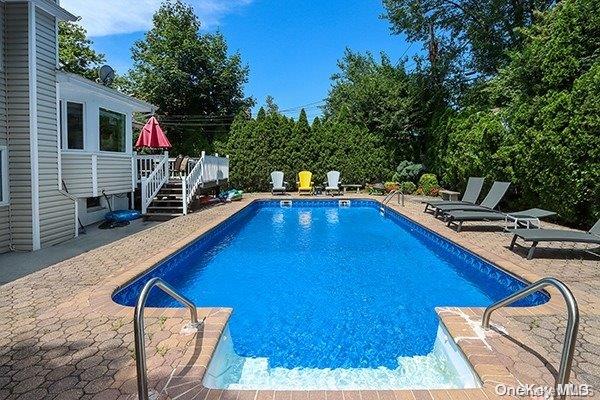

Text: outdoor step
xmin=158 ymin=189 xmax=182 ymax=195
xmin=148 ymin=205 xmax=184 ymax=211
xmin=165 ymin=181 xmax=183 ymax=187
xmin=157 ymin=191 xmax=182 ymax=195
xmin=154 ymin=193 xmax=183 ymax=198
xmin=152 ymin=198 xmax=184 ymax=203
xmin=156 ymin=191 xmax=183 ymax=199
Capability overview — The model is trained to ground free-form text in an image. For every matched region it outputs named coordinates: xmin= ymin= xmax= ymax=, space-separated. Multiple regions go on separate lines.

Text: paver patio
xmin=0 ymin=194 xmax=599 ymax=399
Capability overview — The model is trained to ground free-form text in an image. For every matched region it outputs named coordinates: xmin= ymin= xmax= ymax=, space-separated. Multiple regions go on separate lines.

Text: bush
xmin=426 ymin=0 xmax=600 ymax=227
xmin=399 ymin=181 xmax=417 ymax=194
xmin=418 ymin=173 xmax=440 ymax=196
xmin=392 ymin=160 xmax=425 ymax=183
xmin=216 ymin=109 xmax=394 ymax=192
xmin=384 ymin=181 xmax=400 ymax=192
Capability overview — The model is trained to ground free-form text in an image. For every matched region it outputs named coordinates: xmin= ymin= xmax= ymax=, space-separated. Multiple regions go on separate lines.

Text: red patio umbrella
xmin=135 ymin=116 xmax=172 ymax=149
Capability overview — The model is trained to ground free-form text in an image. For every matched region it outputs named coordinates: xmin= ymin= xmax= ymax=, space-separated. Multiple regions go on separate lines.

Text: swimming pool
xmin=113 ymin=199 xmax=548 ymax=389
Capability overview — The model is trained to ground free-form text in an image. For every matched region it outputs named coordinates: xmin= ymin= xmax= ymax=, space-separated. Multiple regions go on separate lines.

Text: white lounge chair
xmin=270 ymin=171 xmax=288 ymax=195
xmin=325 ymin=171 xmax=341 ymax=196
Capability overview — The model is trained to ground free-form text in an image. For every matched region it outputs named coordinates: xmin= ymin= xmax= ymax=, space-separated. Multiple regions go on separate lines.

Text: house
xmin=0 ymin=0 xmax=230 ymax=255
xmin=58 ymin=72 xmax=155 ymax=226
xmin=0 ymin=0 xmax=155 ymax=254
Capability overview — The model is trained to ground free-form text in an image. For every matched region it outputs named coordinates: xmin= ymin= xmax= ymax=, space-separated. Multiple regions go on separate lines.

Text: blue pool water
xmin=114 ymin=200 xmax=547 ymax=387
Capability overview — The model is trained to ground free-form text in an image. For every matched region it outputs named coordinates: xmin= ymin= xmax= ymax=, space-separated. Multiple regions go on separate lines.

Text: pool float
xmin=105 ymin=209 xmax=142 ymax=223
xmin=219 ymin=189 xmax=243 ymax=202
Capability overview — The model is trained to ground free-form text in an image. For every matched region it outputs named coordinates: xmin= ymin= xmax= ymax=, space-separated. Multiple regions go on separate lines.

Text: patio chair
xmin=445 ymin=208 xmax=556 ymax=232
xmin=324 ymin=171 xmax=341 ymax=196
xmin=509 ymin=218 xmax=600 ymax=260
xmin=433 ymin=181 xmax=511 ymax=218
xmin=297 ymin=171 xmax=314 ymax=195
xmin=270 ymin=171 xmax=288 ymax=195
xmin=423 ymin=177 xmax=484 ymax=213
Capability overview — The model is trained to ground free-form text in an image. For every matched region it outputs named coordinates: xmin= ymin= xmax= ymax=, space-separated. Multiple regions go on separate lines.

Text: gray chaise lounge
xmin=433 ymin=181 xmax=511 ymax=218
xmin=509 ymin=219 xmax=600 ymax=260
xmin=446 ymin=208 xmax=557 ymax=232
xmin=423 ymin=177 xmax=484 ymax=213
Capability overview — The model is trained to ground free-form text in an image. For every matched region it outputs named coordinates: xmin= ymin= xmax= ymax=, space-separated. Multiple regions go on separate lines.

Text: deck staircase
xmin=136 ymin=152 xmax=229 ymax=221
xmin=145 ymin=180 xmax=185 ymax=221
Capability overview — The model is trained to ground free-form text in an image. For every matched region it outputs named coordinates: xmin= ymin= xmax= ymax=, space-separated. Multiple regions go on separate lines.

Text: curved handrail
xmin=482 ymin=277 xmax=579 ymax=390
xmin=140 ymin=153 xmax=169 ymax=214
xmin=134 ymin=278 xmax=200 ymax=400
xmin=381 ymin=189 xmax=404 ymax=209
xmin=184 ymin=158 xmax=204 ymax=214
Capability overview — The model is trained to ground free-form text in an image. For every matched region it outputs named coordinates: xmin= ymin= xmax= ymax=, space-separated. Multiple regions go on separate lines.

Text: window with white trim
xmin=0 ymin=146 xmax=8 ymax=205
xmin=66 ymin=102 xmax=84 ymax=150
xmin=99 ymin=108 xmax=126 ymax=152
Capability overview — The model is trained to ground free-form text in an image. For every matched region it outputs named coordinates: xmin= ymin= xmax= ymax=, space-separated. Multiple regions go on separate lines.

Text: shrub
xmin=399 ymin=181 xmax=417 ymax=194
xmin=216 ymin=110 xmax=394 ymax=192
xmin=391 ymin=160 xmax=425 ymax=183
xmin=418 ymin=173 xmax=440 ymax=196
xmin=425 ymin=0 xmax=600 ymax=227
xmin=384 ymin=181 xmax=400 ymax=192
xmin=367 ymin=184 xmax=386 ymax=195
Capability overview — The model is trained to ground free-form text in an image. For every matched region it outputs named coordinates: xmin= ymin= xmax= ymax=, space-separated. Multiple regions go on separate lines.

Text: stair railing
xmin=482 ymin=277 xmax=579 ymax=393
xmin=183 ymin=152 xmax=205 ymax=215
xmin=136 ymin=154 xmax=166 ymax=183
xmin=134 ymin=278 xmax=201 ymax=400
xmin=140 ymin=152 xmax=169 ymax=214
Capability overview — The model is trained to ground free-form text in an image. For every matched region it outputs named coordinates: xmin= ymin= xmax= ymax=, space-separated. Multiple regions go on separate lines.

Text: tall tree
xmin=324 ymin=50 xmax=440 ymax=163
xmin=58 ymin=22 xmax=105 ymax=81
xmin=125 ymin=0 xmax=253 ymax=154
xmin=383 ymin=0 xmax=554 ymax=78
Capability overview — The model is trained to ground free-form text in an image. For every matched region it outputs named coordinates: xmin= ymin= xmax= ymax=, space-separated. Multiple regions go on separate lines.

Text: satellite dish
xmin=98 ymin=65 xmax=115 ymax=86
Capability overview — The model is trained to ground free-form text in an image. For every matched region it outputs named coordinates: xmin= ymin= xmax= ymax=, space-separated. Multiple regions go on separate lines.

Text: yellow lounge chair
xmin=297 ymin=171 xmax=314 ymax=195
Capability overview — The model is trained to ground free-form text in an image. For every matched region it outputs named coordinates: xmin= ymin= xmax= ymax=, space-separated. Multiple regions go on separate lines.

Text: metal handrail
xmin=134 ymin=278 xmax=201 ymax=400
xmin=482 ymin=277 xmax=579 ymax=390
xmin=381 ymin=189 xmax=404 ymax=209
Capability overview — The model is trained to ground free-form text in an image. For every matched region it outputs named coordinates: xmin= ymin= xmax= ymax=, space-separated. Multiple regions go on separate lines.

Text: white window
xmin=0 ymin=146 xmax=8 ymax=206
xmin=99 ymin=108 xmax=126 ymax=152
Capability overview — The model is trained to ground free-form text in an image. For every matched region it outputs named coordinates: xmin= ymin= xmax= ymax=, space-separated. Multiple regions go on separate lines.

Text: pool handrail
xmin=482 ymin=277 xmax=578 ymax=392
xmin=134 ymin=278 xmax=201 ymax=400
xmin=381 ymin=189 xmax=404 ymax=210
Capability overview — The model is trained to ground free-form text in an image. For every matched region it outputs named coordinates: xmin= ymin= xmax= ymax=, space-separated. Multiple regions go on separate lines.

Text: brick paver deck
xmin=1 ymin=194 xmax=599 ymax=399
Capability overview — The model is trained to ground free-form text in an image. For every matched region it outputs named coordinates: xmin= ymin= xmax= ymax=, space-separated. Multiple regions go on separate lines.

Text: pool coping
xmin=88 ymin=196 xmax=579 ymax=399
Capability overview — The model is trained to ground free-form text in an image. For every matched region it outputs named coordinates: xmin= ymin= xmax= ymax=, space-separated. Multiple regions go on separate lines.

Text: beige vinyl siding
xmin=96 ymin=153 xmax=133 ymax=195
xmin=5 ymin=3 xmax=33 ymax=250
xmin=61 ymin=152 xmax=134 ymax=198
xmin=0 ymin=3 xmax=6 ymax=144
xmin=0 ymin=4 xmax=10 ymax=253
xmin=35 ymin=7 xmax=75 ymax=246
xmin=61 ymin=152 xmax=93 ymax=196
xmin=0 ymin=206 xmax=8 ymax=253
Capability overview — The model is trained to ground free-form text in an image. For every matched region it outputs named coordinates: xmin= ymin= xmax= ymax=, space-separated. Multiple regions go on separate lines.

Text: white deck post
xmin=132 ymin=151 xmax=138 ymax=190
xmin=141 ymin=177 xmax=148 ymax=214
xmin=182 ymin=179 xmax=188 ymax=215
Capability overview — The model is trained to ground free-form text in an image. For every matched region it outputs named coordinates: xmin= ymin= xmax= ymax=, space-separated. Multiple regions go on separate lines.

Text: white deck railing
xmin=202 ymin=153 xmax=229 ymax=183
xmin=140 ymin=152 xmax=169 ymax=214
xmin=182 ymin=152 xmax=229 ymax=214
xmin=135 ymin=151 xmax=229 ymax=215
xmin=136 ymin=154 xmax=166 ymax=183
xmin=183 ymin=157 xmax=203 ymax=215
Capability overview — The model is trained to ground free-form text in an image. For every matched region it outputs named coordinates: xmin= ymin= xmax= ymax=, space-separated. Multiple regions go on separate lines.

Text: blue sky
xmin=63 ymin=0 xmax=419 ymax=120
